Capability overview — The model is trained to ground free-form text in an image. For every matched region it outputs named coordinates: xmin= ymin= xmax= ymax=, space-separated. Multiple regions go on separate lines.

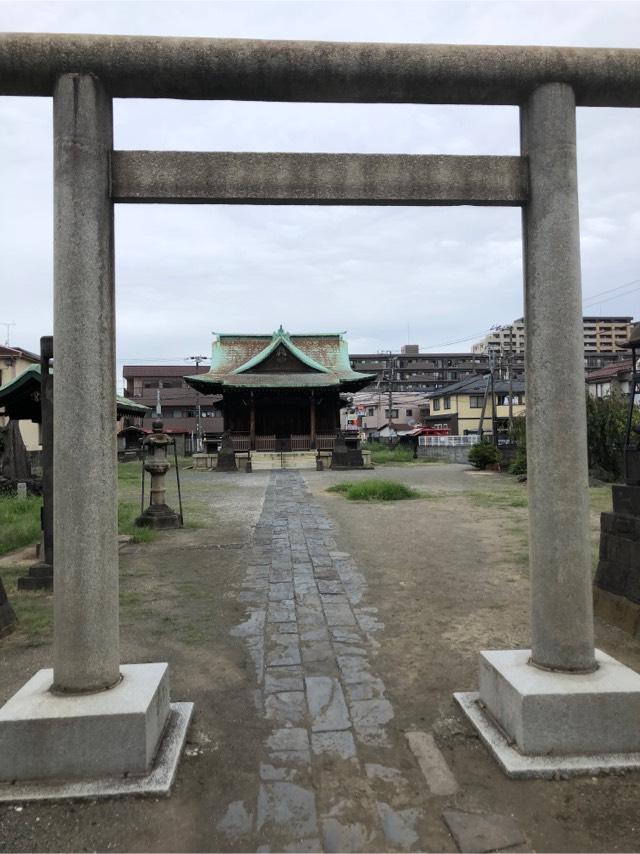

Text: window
xmin=367 ymin=407 xmax=375 ymax=416
xmin=443 ymin=396 xmax=451 ymax=409
xmin=469 ymin=396 xmax=483 ymax=408
xmin=406 ymin=409 xmax=413 ymax=417
xmin=384 ymin=409 xmax=399 ymax=419
xmin=432 ymin=399 xmax=441 ymax=411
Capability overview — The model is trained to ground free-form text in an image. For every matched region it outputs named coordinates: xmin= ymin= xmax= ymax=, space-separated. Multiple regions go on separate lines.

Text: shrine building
xmin=185 ymin=328 xmax=375 ymax=451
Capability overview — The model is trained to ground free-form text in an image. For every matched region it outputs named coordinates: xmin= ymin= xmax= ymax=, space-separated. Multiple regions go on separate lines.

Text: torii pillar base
xmin=0 ymin=663 xmax=193 ymax=801
xmin=455 ymin=649 xmax=640 ymax=778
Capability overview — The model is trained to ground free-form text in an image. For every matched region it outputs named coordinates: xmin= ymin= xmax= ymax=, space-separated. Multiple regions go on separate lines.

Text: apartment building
xmin=349 ymin=349 xmax=501 ymax=393
xmin=473 ymin=316 xmax=634 ymax=356
xmin=122 ymin=365 xmax=224 ymax=435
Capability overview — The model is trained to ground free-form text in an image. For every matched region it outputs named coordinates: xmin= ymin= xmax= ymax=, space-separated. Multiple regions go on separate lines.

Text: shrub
xmin=585 ymin=390 xmax=634 ymax=482
xmin=327 ymin=479 xmax=420 ymax=501
xmin=468 ymin=440 xmax=501 ymax=470
xmin=508 ymin=415 xmax=527 ymax=475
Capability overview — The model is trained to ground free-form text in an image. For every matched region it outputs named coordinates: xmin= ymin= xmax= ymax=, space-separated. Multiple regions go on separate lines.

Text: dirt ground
xmin=1 ymin=463 xmax=639 ymax=853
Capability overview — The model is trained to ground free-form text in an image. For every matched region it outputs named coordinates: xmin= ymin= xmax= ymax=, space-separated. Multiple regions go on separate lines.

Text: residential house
xmin=0 ymin=345 xmax=40 ymax=451
xmin=423 ymin=374 xmax=526 ymax=438
xmin=341 ymin=391 xmax=430 ymax=436
xmin=585 ymin=359 xmax=634 ymax=399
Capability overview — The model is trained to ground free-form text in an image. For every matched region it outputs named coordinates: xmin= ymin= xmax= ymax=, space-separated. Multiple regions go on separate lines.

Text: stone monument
xmin=216 ymin=431 xmax=238 ymax=472
xmin=0 ymin=421 xmax=33 ymax=495
xmin=135 ymin=420 xmax=181 ymax=529
xmin=330 ymin=431 xmax=364 ymax=470
xmin=0 ymin=578 xmax=16 ymax=637
xmin=594 ymin=324 xmax=640 ymax=637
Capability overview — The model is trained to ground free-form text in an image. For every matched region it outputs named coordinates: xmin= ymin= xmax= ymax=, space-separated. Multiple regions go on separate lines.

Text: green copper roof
xmin=232 ymin=328 xmax=329 ymax=374
xmin=0 ymin=362 xmax=41 ymax=400
xmin=185 ymin=328 xmax=375 ymax=394
xmin=0 ymin=363 xmax=150 ymax=416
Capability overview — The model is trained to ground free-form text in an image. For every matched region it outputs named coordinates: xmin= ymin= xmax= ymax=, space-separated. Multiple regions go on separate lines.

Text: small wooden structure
xmin=185 ymin=328 xmax=375 ymax=451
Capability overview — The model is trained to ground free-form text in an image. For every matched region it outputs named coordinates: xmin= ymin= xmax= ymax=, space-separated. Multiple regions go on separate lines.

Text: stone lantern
xmin=135 ymin=420 xmax=181 ymax=529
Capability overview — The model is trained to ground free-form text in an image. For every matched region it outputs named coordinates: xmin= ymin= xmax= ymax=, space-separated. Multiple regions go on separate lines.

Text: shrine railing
xmin=231 ymin=433 xmax=251 ymax=451
xmin=316 ymin=434 xmax=336 ymax=450
xmin=255 ymin=435 xmax=277 ymax=451
xmin=291 ymin=435 xmax=311 ymax=451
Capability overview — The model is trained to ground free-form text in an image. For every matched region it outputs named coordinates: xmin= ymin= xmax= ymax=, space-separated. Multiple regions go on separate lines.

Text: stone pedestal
xmin=17 ymin=561 xmax=54 ymax=591
xmin=0 ymin=663 xmax=193 ymax=800
xmin=331 ymin=433 xmax=364 ymax=470
xmin=455 ymin=650 xmax=640 ymax=777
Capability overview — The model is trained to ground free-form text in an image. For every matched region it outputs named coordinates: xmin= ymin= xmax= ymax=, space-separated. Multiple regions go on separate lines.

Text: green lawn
xmin=0 ymin=496 xmax=42 ymax=556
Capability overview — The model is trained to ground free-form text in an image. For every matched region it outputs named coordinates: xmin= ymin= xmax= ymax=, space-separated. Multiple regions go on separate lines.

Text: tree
xmin=585 ymin=389 xmax=634 ymax=482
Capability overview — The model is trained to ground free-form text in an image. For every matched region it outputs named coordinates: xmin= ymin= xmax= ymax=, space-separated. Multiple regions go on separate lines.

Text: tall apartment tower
xmin=472 ymin=316 xmax=633 ymax=355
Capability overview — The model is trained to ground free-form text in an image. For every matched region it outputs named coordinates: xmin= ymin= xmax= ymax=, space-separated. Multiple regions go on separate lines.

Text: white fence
xmin=419 ymin=434 xmax=481 ymax=447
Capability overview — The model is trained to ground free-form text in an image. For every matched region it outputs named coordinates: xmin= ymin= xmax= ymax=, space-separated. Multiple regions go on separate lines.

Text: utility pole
xmin=489 ymin=348 xmax=498 ymax=446
xmin=508 ymin=325 xmax=514 ymax=435
xmin=387 ymin=351 xmax=395 ymax=444
xmin=186 ymin=355 xmax=208 ymax=452
xmin=0 ymin=322 xmax=16 ymax=346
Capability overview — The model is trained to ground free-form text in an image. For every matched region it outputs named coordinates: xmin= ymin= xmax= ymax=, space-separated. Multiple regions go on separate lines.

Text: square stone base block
xmin=0 ymin=702 xmax=193 ymax=802
xmin=0 ymin=662 xmax=179 ymax=783
xmin=455 ymin=648 xmax=640 ymax=778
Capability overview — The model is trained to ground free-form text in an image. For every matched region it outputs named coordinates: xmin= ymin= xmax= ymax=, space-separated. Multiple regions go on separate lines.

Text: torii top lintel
xmin=1 ymin=33 xmax=640 ymax=106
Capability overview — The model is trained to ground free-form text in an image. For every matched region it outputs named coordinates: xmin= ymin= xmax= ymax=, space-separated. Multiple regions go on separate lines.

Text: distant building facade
xmin=341 ymin=391 xmax=429 ymax=435
xmin=349 ymin=349 xmax=496 ymax=393
xmin=473 ymin=316 xmax=634 ymax=356
xmin=122 ymin=364 xmax=224 ymax=439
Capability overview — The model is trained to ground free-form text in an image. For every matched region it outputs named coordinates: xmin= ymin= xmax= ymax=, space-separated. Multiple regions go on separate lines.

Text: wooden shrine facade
xmin=185 ymin=329 xmax=375 ymax=451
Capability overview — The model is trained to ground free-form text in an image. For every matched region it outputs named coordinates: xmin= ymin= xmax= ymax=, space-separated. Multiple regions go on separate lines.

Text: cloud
xmin=0 ymin=1 xmax=638 ymax=385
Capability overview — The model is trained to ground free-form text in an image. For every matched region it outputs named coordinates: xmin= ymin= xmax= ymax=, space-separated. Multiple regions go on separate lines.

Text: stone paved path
xmin=217 ymin=470 xmax=450 ymax=852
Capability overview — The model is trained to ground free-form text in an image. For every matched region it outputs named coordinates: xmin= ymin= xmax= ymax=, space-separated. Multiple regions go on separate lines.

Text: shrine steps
xmin=251 ymin=451 xmax=318 ymax=470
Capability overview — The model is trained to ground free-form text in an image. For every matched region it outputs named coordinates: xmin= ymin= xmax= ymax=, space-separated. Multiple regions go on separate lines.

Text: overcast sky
xmin=1 ymin=0 xmax=639 ymax=389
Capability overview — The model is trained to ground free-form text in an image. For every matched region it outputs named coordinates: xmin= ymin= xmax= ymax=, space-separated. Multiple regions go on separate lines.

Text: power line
xmin=582 ymin=276 xmax=640 ymax=303
xmin=583 ymin=284 xmax=640 ymax=308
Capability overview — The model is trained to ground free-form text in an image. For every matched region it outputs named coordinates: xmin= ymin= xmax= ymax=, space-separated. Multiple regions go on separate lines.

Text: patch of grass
xmin=366 ymin=444 xmax=415 ymax=464
xmin=118 ymin=501 xmax=156 ymax=543
xmin=117 ymin=460 xmax=144 ymax=485
xmin=466 ymin=490 xmax=528 ymax=509
xmin=0 ymin=496 xmax=42 ymax=556
xmin=1 ymin=566 xmax=52 ymax=646
xmin=327 ymin=479 xmax=421 ymax=501
xmin=589 ymin=485 xmax=613 ymax=515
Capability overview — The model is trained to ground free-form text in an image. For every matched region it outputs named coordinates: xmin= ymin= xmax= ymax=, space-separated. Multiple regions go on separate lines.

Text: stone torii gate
xmin=0 ymin=34 xmax=639 ymax=797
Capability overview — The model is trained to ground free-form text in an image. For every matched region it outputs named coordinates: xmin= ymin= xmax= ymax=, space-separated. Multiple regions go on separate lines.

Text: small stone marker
xmin=16 ymin=482 xmax=27 ymax=498
xmin=405 ymin=731 xmax=459 ymax=796
xmin=443 ymin=809 xmax=528 ymax=853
